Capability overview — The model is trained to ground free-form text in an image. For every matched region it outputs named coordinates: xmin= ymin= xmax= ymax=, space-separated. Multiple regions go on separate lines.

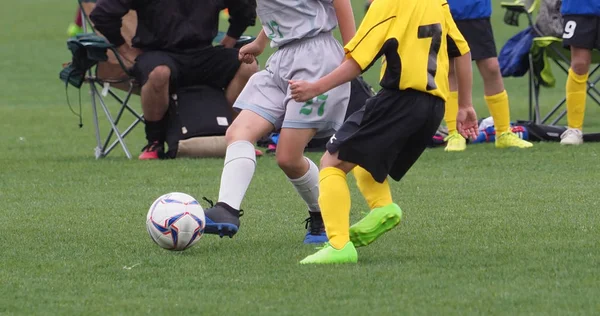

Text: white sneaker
xmin=560 ymin=128 xmax=583 ymax=145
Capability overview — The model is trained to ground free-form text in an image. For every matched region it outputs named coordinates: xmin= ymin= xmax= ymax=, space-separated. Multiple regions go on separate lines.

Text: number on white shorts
xmin=563 ymin=20 xmax=577 ymax=39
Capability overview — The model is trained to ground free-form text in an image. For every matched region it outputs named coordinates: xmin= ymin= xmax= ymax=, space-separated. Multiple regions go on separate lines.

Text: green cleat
xmin=350 ymin=203 xmax=402 ymax=247
xmin=444 ymin=131 xmax=467 ymax=152
xmin=495 ymin=131 xmax=533 ymax=149
xmin=299 ymin=242 xmax=358 ymax=264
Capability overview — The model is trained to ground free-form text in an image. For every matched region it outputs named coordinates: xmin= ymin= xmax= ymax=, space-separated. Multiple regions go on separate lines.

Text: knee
xmin=571 ymin=58 xmax=591 ymax=76
xmin=224 ymin=119 xmax=255 ymax=144
xmin=319 ymin=152 xmax=337 ymax=170
xmin=147 ymin=66 xmax=171 ymax=88
xmin=224 ymin=124 xmax=241 ymax=144
xmin=320 ymin=151 xmax=355 ymax=174
xmin=236 ymin=60 xmax=258 ymax=81
xmin=478 ymin=58 xmax=502 ymax=81
xmin=276 ymin=151 xmax=304 ymax=173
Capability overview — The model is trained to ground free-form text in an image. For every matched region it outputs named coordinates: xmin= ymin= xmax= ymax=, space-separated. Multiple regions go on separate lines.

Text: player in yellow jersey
xmin=443 ymin=0 xmax=533 ymax=151
xmin=290 ymin=0 xmax=479 ymax=264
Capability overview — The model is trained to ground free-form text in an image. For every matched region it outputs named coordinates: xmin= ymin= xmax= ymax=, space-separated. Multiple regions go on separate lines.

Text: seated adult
xmin=90 ymin=0 xmax=259 ymax=159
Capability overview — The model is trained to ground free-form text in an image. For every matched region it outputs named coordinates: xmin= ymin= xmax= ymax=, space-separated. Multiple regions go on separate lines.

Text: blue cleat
xmin=203 ymin=200 xmax=242 ymax=238
xmin=303 ymin=211 xmax=328 ymax=244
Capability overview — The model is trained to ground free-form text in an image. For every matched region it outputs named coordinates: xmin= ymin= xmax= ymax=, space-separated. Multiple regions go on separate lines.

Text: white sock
xmin=288 ymin=157 xmax=320 ymax=213
xmin=218 ymin=141 xmax=256 ymax=210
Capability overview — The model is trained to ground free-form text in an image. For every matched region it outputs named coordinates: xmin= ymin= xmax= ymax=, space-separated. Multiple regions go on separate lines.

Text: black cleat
xmin=203 ymin=200 xmax=243 ymax=238
xmin=303 ymin=211 xmax=328 ymax=244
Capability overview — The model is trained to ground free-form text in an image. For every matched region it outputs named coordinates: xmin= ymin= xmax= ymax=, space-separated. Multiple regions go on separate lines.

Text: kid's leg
xmin=275 ymin=128 xmax=328 ymax=243
xmin=561 ymin=47 xmax=592 ymax=145
xmin=204 ymin=70 xmax=283 ymax=238
xmin=300 ymin=150 xmax=358 ymax=264
xmin=444 ymin=58 xmax=466 ymax=152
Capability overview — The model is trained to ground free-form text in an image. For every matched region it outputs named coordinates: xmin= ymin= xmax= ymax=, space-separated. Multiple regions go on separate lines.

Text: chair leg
xmin=104 ymin=118 xmax=144 ymax=156
xmin=550 ymin=108 xmax=567 ymax=125
xmin=528 ymin=54 xmax=533 ymax=122
xmin=540 ymin=57 xmax=572 ymax=125
xmin=529 ymin=54 xmax=542 ymax=124
xmin=108 ymin=89 xmax=144 ymax=121
xmin=586 ymin=87 xmax=600 ymax=107
xmin=546 ymin=76 xmax=600 ymax=126
xmin=588 ymin=72 xmax=600 ymax=100
xmin=102 ymin=86 xmax=136 ymax=151
xmin=543 ymin=98 xmax=566 ymax=125
xmin=91 ymin=83 xmax=133 ymax=159
xmin=534 ymin=84 xmax=541 ymax=124
xmin=89 ymin=82 xmax=105 ymax=159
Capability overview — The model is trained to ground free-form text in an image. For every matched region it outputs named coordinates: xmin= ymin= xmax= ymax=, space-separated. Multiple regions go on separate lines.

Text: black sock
xmin=145 ymin=116 xmax=168 ymax=144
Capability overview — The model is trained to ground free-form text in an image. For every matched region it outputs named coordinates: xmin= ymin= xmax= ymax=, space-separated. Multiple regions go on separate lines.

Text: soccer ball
xmin=146 ymin=192 xmax=206 ymax=251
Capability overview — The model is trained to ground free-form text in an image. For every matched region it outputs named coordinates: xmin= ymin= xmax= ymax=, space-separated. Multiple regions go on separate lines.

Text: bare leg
xmin=140 ymin=65 xmax=170 ymax=122
xmin=444 ymin=58 xmax=461 ymax=137
xmin=139 ymin=66 xmax=171 ymax=156
xmin=570 ymin=47 xmax=592 ymax=76
xmin=275 ymin=128 xmax=317 ymax=179
xmin=476 ymin=57 xmax=504 ymax=96
xmin=448 ymin=58 xmax=458 ymax=91
xmin=225 ymin=61 xmax=258 ymax=119
xmin=320 ymin=151 xmax=356 ymax=173
xmin=476 ymin=57 xmax=511 ymax=133
xmin=276 ymin=128 xmax=321 ymax=214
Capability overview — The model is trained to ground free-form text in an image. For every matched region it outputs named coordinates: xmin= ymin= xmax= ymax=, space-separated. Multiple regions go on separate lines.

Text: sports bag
xmin=166 ymin=85 xmax=232 ymax=158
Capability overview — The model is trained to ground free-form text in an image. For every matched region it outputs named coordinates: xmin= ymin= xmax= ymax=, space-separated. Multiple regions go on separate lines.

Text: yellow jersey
xmin=345 ymin=0 xmax=470 ymax=101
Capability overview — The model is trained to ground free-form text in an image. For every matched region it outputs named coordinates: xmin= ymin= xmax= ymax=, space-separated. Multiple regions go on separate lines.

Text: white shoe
xmin=560 ymin=128 xmax=583 ymax=145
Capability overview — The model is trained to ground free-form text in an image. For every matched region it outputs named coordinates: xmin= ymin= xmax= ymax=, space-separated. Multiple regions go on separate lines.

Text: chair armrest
xmin=213 ymin=31 xmax=256 ymax=48
xmin=107 ymin=47 xmax=134 ymax=77
xmin=501 ymin=2 xmax=528 ymax=13
xmin=501 ymin=2 xmax=528 ymax=27
xmin=234 ymin=35 xmax=255 ymax=48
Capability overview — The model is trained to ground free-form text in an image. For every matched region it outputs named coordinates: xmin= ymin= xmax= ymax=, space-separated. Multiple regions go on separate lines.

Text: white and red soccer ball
xmin=146 ymin=192 xmax=205 ymax=251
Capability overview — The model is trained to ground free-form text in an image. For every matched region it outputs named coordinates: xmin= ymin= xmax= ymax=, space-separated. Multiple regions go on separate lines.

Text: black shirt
xmin=90 ymin=0 xmax=256 ymax=51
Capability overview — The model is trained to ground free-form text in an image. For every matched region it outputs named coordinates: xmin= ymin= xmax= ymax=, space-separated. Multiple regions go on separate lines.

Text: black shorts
xmin=562 ymin=15 xmax=600 ymax=50
xmin=447 ymin=18 xmax=497 ymax=60
xmin=327 ymin=89 xmax=444 ymax=183
xmin=131 ymin=46 xmax=241 ymax=91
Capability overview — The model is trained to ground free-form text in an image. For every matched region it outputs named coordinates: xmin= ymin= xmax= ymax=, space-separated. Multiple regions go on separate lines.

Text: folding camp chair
xmin=67 ymin=0 xmax=254 ymax=159
xmin=66 ymin=0 xmax=142 ymax=159
xmin=501 ymin=0 xmax=600 ymax=125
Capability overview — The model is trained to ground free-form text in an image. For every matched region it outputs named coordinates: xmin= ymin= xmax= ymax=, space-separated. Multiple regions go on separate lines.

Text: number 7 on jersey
xmin=417 ymin=23 xmax=442 ymax=91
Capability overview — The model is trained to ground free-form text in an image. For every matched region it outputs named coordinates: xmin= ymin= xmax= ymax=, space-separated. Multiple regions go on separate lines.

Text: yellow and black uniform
xmin=326 ymin=0 xmax=470 ymax=183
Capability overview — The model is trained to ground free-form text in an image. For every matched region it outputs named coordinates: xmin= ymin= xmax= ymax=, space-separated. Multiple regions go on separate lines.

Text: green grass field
xmin=1 ymin=0 xmax=600 ymax=315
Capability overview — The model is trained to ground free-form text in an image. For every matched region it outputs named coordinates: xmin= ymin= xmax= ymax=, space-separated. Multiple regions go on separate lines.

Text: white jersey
xmin=257 ymin=0 xmax=338 ymax=48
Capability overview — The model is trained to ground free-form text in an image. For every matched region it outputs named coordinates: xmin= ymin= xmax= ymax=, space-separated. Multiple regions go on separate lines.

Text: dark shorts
xmin=448 ymin=18 xmax=497 ymax=60
xmin=326 ymin=89 xmax=445 ymax=183
xmin=562 ymin=15 xmax=600 ymax=50
xmin=131 ymin=46 xmax=241 ymax=91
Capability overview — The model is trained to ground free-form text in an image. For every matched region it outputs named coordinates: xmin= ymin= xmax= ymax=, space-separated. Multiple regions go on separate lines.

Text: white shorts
xmin=233 ymin=32 xmax=351 ymax=138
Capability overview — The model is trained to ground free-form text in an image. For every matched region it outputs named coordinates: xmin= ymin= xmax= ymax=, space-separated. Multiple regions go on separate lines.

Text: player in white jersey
xmin=202 ymin=0 xmax=356 ymax=244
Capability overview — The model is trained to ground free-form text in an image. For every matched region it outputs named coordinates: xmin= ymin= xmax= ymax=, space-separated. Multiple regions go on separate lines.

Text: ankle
xmin=329 ymin=238 xmax=349 ymax=250
xmin=216 ymin=201 xmax=239 ymax=212
xmin=144 ymin=117 xmax=167 ymax=143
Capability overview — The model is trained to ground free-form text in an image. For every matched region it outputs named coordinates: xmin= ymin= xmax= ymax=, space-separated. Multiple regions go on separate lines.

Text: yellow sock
xmin=319 ymin=167 xmax=351 ymax=250
xmin=566 ymin=68 xmax=588 ymax=130
xmin=444 ymin=91 xmax=459 ymax=134
xmin=484 ymin=90 xmax=511 ymax=133
xmin=353 ymin=166 xmax=393 ymax=210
